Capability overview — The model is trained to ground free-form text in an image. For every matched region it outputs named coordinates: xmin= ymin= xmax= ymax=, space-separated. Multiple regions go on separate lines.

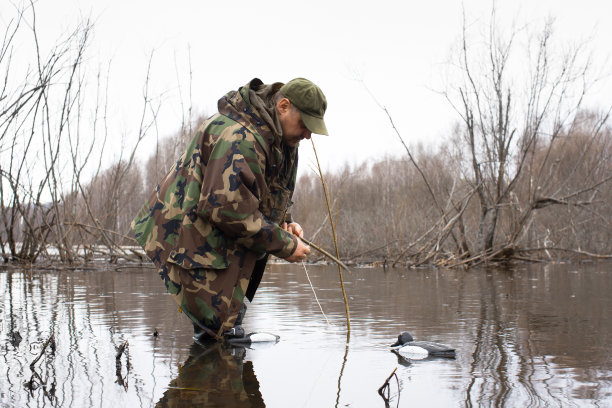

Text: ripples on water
xmin=1 ymin=262 xmax=611 ymax=407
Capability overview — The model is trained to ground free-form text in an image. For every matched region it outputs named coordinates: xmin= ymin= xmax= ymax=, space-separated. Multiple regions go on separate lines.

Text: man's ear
xmin=276 ymin=97 xmax=291 ymax=115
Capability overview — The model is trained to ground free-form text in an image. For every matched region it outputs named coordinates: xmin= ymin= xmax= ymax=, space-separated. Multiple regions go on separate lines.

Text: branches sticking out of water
xmin=378 ymin=367 xmax=400 ymax=408
xmin=25 ymin=334 xmax=56 ymax=404
xmin=115 ymin=340 xmax=131 ymax=390
xmin=29 ymin=335 xmax=56 ymax=370
xmin=310 ymin=139 xmax=351 ymax=335
xmin=319 ymin=11 xmax=611 ymax=268
xmin=0 ymin=2 xmax=161 ymax=266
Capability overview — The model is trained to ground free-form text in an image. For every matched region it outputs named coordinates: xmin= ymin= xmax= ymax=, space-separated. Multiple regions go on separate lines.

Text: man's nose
xmin=303 ymin=130 xmax=312 ymax=139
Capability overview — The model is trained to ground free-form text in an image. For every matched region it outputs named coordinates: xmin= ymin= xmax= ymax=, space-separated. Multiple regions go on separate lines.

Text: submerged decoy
xmin=390 ymin=332 xmax=455 ymax=359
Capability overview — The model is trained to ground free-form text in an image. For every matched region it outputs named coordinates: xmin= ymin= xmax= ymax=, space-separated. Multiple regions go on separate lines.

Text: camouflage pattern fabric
xmin=156 ymin=343 xmax=264 ymax=407
xmin=132 ymin=79 xmax=299 ymax=338
xmin=166 ymin=253 xmax=252 ymax=336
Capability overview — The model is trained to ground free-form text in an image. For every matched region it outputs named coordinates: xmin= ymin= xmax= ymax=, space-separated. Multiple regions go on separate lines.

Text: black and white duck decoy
xmin=390 ymin=332 xmax=455 ymax=359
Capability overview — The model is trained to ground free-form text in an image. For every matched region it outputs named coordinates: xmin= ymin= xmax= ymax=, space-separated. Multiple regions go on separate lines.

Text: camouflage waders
xmin=169 ymin=174 xmax=294 ymax=339
xmin=156 ymin=342 xmax=263 ymax=406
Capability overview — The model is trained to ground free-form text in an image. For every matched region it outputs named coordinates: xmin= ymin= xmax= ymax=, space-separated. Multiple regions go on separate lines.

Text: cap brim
xmin=300 ymin=111 xmax=329 ymax=136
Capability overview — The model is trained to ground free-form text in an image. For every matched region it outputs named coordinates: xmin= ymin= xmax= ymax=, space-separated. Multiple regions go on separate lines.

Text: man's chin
xmin=282 ymin=136 xmax=303 ymax=147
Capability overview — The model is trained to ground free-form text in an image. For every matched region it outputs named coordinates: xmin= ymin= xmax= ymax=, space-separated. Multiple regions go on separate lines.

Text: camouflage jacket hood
xmin=219 ymin=78 xmax=298 ymax=176
xmin=131 ymin=78 xmax=299 ymax=271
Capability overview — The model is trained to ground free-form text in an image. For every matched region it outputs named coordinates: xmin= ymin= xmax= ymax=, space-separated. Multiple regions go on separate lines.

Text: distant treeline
xmin=293 ymin=111 xmax=611 ymax=266
xmin=1 ymin=2 xmax=610 ymax=266
xmin=5 ymin=109 xmax=609 ymax=266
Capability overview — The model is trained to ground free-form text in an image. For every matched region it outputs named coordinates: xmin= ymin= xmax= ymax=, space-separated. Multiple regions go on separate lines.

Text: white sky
xmin=2 ymin=0 xmax=611 ymax=177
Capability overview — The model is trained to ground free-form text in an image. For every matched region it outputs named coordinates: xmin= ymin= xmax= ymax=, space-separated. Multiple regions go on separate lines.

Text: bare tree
xmin=0 ymin=2 xmax=165 ymax=264
xmin=442 ymin=7 xmax=611 ymax=263
xmin=0 ymin=2 xmax=92 ymax=262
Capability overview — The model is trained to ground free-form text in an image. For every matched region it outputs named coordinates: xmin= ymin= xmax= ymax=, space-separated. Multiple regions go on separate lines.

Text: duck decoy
xmin=390 ymin=332 xmax=455 ymax=359
xmin=226 ymin=332 xmax=280 ymax=345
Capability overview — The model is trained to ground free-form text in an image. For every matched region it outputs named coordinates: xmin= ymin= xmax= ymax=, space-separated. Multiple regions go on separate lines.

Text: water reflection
xmin=156 ymin=342 xmax=264 ymax=408
xmin=1 ymin=262 xmax=611 ymax=407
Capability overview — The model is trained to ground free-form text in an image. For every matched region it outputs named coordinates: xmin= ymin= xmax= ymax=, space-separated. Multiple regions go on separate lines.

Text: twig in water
xmin=30 ymin=335 xmax=55 ymax=369
xmin=115 ymin=340 xmax=130 ymax=390
xmin=116 ymin=340 xmax=129 ymax=360
xmin=26 ymin=334 xmax=57 ymax=403
xmin=378 ymin=367 xmax=400 ymax=408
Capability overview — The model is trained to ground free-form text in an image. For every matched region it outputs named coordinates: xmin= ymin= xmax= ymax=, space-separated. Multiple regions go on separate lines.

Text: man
xmin=131 ymin=78 xmax=328 ymax=343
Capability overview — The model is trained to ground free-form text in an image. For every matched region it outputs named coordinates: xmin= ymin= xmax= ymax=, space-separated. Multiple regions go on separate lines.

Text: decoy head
xmin=390 ymin=331 xmax=414 ymax=347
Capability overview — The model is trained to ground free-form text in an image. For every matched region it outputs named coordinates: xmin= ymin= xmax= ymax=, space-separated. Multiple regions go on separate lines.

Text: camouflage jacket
xmin=132 ymin=79 xmax=298 ymax=271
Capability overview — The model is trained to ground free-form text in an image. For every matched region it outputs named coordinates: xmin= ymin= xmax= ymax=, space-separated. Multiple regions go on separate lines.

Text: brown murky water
xmin=1 ymin=262 xmax=611 ymax=407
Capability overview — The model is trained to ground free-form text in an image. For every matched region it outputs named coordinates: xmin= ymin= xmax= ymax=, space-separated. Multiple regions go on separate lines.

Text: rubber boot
xmin=224 ymin=303 xmax=247 ymax=339
xmin=235 ymin=303 xmax=247 ymax=326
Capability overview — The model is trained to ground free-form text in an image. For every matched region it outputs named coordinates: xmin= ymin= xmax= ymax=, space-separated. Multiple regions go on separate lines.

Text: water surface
xmin=1 ymin=262 xmax=611 ymax=407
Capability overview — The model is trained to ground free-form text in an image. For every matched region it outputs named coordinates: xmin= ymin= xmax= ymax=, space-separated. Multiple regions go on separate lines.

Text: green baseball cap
xmin=280 ymin=78 xmax=329 ymax=135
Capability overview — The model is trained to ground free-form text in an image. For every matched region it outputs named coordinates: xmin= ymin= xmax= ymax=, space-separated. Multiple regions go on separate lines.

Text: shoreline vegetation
xmin=1 ymin=3 xmax=610 ymax=269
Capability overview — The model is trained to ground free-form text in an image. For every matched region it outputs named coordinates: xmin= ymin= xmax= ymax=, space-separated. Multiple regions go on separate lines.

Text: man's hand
xmin=281 ymin=222 xmax=310 ymax=262
xmin=282 ymin=222 xmax=303 ymax=238
xmin=284 ymin=237 xmax=311 ymax=262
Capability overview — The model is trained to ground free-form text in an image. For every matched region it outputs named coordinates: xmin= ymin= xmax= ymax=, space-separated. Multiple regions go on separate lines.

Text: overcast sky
xmin=3 ymin=0 xmax=611 ymax=176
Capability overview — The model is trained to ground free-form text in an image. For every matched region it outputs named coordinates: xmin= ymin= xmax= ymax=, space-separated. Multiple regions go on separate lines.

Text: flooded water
xmin=1 ymin=262 xmax=611 ymax=407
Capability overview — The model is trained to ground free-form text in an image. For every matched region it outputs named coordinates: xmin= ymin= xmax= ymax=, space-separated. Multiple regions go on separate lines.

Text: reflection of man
xmin=132 ymin=78 xmax=329 ymax=342
xmin=156 ymin=343 xmax=264 ymax=408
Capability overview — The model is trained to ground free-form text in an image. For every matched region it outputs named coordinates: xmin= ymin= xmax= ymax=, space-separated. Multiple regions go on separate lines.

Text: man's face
xmin=278 ymin=101 xmax=312 ymax=147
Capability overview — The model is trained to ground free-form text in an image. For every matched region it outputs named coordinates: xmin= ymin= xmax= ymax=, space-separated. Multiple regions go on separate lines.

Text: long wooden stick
xmin=310 ymin=139 xmax=351 ymax=333
xmin=301 ymin=237 xmax=353 ymax=274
